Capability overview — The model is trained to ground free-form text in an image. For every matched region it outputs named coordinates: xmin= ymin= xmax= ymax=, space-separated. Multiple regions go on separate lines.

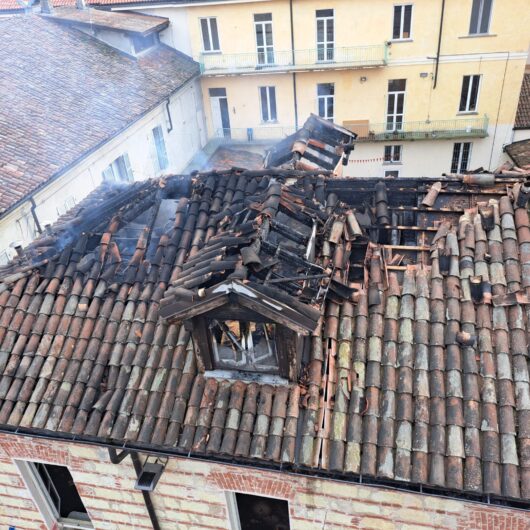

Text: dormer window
xmin=160 ymin=280 xmax=320 ymax=382
xmin=210 ymin=320 xmax=278 ymax=373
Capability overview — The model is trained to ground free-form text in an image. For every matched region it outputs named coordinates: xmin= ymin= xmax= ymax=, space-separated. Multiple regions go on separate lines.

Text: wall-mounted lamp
xmin=134 ymin=457 xmax=167 ymax=491
xmin=360 ymin=76 xmax=367 ymax=83
xmin=419 ymin=72 xmax=429 ymax=78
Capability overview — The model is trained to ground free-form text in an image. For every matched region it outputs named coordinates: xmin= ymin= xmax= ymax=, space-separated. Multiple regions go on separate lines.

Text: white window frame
xmin=152 ymin=125 xmax=169 ymax=173
xmin=451 ymin=142 xmax=473 ymax=173
xmin=384 ymin=145 xmax=402 ymax=164
xmin=469 ymin=0 xmax=493 ymax=35
xmin=459 ymin=74 xmax=481 ymax=113
xmin=259 ymin=86 xmax=277 ymax=123
xmin=392 ymin=4 xmax=413 ymax=41
xmin=102 ymin=153 xmax=133 ymax=183
xmin=15 ymin=460 xmax=93 ymax=530
xmin=386 ymin=80 xmax=406 ymax=131
xmin=200 ymin=17 xmax=220 ymax=53
xmin=254 ymin=13 xmax=274 ymax=66
xmin=317 ymin=83 xmax=334 ymax=121
xmin=316 ymin=9 xmax=334 ymax=62
xmin=384 ymin=168 xmax=400 ymax=178
xmin=225 ymin=491 xmax=291 ymax=530
xmin=56 ymin=196 xmax=77 ymax=216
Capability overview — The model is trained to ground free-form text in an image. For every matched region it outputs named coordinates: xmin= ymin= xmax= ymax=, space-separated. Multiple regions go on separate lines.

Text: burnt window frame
xmin=189 ymin=315 xmax=304 ymax=380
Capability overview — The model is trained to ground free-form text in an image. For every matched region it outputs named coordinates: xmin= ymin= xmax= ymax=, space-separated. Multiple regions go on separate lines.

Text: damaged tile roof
xmin=265 ymin=114 xmax=357 ymax=171
xmin=0 ymin=14 xmax=199 ymax=215
xmin=0 ymin=170 xmax=530 ymax=504
xmin=515 ymin=73 xmax=530 ymax=130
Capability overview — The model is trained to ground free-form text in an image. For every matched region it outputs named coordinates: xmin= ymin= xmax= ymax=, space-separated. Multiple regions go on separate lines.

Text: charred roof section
xmin=0 ymin=170 xmax=530 ymax=502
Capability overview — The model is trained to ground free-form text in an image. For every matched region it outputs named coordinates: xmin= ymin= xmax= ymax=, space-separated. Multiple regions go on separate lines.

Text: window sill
xmin=459 ymin=33 xmax=497 ymax=39
xmin=202 ymin=50 xmax=222 ymax=55
xmin=260 ymin=121 xmax=279 ymax=125
xmin=457 ymin=111 xmax=479 ymax=116
xmin=389 ymin=38 xmax=413 ymax=43
xmin=383 ymin=162 xmax=403 ymax=166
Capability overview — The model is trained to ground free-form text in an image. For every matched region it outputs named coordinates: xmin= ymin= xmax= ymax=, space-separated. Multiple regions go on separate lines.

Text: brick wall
xmin=0 ymin=434 xmax=528 ymax=530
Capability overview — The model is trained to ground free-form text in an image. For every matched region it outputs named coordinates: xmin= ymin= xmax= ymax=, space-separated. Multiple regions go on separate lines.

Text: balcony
xmin=199 ymin=45 xmax=388 ymax=75
xmin=352 ymin=116 xmax=489 ymax=141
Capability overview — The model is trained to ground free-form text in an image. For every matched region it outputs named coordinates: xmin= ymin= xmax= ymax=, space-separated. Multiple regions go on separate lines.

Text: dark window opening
xmin=201 ymin=17 xmax=220 ymax=51
xmin=317 ymin=83 xmax=334 ymax=120
xmin=469 ymin=0 xmax=492 ymax=34
xmin=459 ymin=75 xmax=481 ymax=112
xmin=393 ymin=4 xmax=413 ymax=39
xmin=254 ymin=13 xmax=274 ymax=65
xmin=451 ymin=142 xmax=472 ymax=173
xmin=260 ymin=86 xmax=277 ymax=122
xmin=236 ymin=493 xmax=290 ymax=530
xmin=316 ymin=9 xmax=334 ymax=61
xmin=34 ymin=463 xmax=89 ymax=520
xmin=384 ymin=145 xmax=402 ymax=163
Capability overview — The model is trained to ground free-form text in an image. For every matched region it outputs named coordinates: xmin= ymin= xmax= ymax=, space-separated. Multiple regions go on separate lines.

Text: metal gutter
xmin=0 ymin=425 xmax=528 ymax=512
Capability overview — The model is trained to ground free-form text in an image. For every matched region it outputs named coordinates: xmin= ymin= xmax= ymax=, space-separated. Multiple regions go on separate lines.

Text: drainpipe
xmin=29 ymin=197 xmax=43 ymax=235
xmin=166 ymin=98 xmax=174 ymax=133
xmin=433 ymin=0 xmax=445 ymax=89
xmin=108 ymin=449 xmax=162 ymax=530
xmin=289 ymin=0 xmax=299 ymax=129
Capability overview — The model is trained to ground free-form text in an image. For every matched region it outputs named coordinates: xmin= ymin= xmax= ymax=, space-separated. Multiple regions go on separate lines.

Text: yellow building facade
xmin=130 ymin=0 xmax=530 ymax=177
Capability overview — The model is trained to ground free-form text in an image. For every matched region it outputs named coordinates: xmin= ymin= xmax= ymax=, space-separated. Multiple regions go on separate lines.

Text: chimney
xmin=40 ymin=0 xmax=54 ymax=14
xmin=75 ymin=0 xmax=87 ymax=9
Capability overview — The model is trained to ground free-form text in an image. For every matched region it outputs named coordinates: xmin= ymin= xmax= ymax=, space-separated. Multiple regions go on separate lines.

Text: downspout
xmin=108 ymin=449 xmax=162 ymax=530
xmin=166 ymin=98 xmax=174 ymax=133
xmin=290 ymin=0 xmax=299 ymax=129
xmin=29 ymin=197 xmax=42 ymax=235
xmin=433 ymin=0 xmax=445 ymax=89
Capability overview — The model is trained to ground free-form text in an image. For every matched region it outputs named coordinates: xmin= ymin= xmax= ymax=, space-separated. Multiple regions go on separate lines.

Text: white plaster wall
xmin=513 ymin=129 xmax=530 ymax=143
xmin=343 ymin=124 xmax=513 ymax=178
xmin=0 ymin=78 xmax=206 ymax=263
xmin=138 ymin=7 xmax=192 ymax=56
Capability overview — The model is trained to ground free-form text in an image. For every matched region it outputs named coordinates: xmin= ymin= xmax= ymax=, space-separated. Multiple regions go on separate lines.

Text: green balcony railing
xmin=210 ymin=116 xmax=489 ymax=144
xmin=353 ymin=116 xmax=489 ymax=141
xmin=200 ymin=44 xmax=387 ymax=74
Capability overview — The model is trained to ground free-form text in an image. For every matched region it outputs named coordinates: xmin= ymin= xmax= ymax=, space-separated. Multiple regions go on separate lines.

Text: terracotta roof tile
xmin=0 ymin=171 xmax=530 ymax=503
xmin=0 ymin=14 xmax=198 ymax=214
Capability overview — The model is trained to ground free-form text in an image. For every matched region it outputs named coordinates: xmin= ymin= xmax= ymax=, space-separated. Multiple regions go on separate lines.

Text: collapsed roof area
xmin=265 ymin=114 xmax=357 ymax=171
xmin=0 ymin=170 xmax=530 ymax=504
